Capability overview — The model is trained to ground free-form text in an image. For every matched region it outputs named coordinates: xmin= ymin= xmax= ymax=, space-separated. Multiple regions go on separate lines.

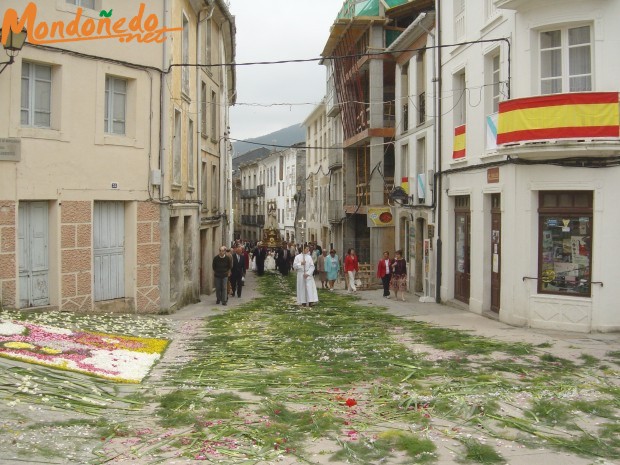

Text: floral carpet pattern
xmin=0 ymin=319 xmax=168 ymax=383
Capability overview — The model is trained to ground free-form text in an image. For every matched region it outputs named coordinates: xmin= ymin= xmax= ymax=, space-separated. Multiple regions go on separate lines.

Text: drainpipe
xmin=434 ymin=0 xmax=442 ymax=304
xmin=159 ymin=0 xmax=169 ymax=201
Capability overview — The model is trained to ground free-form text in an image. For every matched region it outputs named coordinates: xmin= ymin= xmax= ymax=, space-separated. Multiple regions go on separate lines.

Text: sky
xmin=228 ymin=0 xmax=344 ymax=141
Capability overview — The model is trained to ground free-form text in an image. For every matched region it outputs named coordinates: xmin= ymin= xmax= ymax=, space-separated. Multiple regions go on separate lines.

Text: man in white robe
xmin=292 ymin=246 xmax=319 ymax=306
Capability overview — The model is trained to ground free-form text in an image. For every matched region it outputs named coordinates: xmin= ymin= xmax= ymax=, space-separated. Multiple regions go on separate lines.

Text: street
xmin=0 ymin=270 xmax=618 ymax=465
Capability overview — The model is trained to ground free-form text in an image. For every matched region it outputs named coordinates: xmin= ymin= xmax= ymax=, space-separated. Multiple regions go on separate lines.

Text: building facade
xmin=0 ymin=0 xmax=235 ymax=314
xmin=321 ymin=0 xmax=434 ymax=266
xmin=389 ymin=11 xmax=437 ymax=301
xmin=0 ymin=1 xmax=164 ymax=313
xmin=303 ymin=103 xmax=331 ymax=249
xmin=439 ymin=0 xmax=620 ymax=332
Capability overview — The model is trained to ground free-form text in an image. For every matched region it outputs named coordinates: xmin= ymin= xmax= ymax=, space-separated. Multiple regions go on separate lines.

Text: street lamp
xmin=388 ymin=186 xmax=414 ymax=205
xmin=0 ymin=27 xmax=27 ymax=75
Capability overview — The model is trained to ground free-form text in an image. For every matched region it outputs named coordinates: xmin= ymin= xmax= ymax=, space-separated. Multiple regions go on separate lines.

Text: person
xmin=292 ymin=246 xmax=319 ymax=307
xmin=391 ymin=249 xmax=408 ymax=301
xmin=317 ymin=249 xmax=328 ymax=289
xmin=377 ymin=251 xmax=393 ymax=298
xmin=253 ymin=242 xmax=267 ymax=276
xmin=265 ymin=249 xmax=276 ymax=271
xmin=276 ymin=244 xmax=291 ymax=276
xmin=212 ymin=245 xmax=232 ymax=306
xmin=229 ymin=245 xmax=246 ymax=298
xmin=325 ymin=249 xmax=340 ymax=291
xmin=344 ymin=248 xmax=359 ymax=293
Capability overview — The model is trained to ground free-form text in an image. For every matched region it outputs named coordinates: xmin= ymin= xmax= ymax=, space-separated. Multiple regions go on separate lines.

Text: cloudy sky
xmin=228 ymin=0 xmax=344 ymax=141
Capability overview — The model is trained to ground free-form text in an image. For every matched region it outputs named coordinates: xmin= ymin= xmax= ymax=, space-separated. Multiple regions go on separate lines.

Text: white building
xmin=389 ymin=11 xmax=437 ymax=302
xmin=439 ymin=0 xmax=620 ymax=332
xmin=303 ymin=102 xmax=331 ymax=249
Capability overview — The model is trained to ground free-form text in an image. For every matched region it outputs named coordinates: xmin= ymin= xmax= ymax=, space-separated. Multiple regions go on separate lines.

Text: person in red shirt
xmin=376 ymin=251 xmax=393 ymax=298
xmin=344 ymin=248 xmax=359 ymax=293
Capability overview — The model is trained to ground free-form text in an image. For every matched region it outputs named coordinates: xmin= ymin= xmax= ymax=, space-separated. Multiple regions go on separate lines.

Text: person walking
xmin=325 ymin=249 xmax=340 ymax=291
xmin=391 ymin=250 xmax=408 ymax=301
xmin=212 ymin=245 xmax=232 ymax=306
xmin=377 ymin=251 xmax=393 ymax=298
xmin=317 ymin=249 xmax=328 ymax=289
xmin=292 ymin=245 xmax=319 ymax=307
xmin=344 ymin=248 xmax=359 ymax=294
xmin=229 ymin=245 xmax=246 ymax=298
xmin=253 ymin=242 xmax=267 ymax=276
xmin=275 ymin=244 xmax=290 ymax=276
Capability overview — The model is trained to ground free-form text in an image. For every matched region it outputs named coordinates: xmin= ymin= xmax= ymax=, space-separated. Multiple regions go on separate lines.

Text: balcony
xmin=328 ymin=200 xmax=344 ymax=224
xmin=328 ymin=150 xmax=343 ymax=170
xmin=241 ymin=215 xmax=258 ymax=226
xmin=495 ymin=92 xmax=620 ymax=159
xmin=240 ymin=188 xmax=257 ymax=199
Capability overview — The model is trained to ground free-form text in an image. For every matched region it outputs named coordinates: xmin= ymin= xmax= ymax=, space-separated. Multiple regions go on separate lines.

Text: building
xmin=388 ymin=10 xmax=437 ymax=301
xmin=321 ymin=0 xmax=434 ymax=265
xmin=0 ymin=1 xmax=164 ymax=313
xmin=438 ymin=0 xmax=620 ymax=332
xmin=0 ymin=0 xmax=235 ymax=314
xmin=303 ymin=102 xmax=331 ymax=249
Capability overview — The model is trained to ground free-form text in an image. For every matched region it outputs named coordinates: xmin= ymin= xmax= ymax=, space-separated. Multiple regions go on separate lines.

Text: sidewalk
xmin=330 ymin=282 xmax=619 ymax=362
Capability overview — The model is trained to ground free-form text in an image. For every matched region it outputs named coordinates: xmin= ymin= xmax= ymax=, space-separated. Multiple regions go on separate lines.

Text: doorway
xmin=454 ymin=196 xmax=470 ymax=304
xmin=490 ymin=194 xmax=501 ymax=313
xmin=18 ymin=202 xmax=49 ymax=307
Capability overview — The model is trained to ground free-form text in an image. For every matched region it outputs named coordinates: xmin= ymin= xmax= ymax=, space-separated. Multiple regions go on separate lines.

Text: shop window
xmin=538 ymin=191 xmax=592 ymax=296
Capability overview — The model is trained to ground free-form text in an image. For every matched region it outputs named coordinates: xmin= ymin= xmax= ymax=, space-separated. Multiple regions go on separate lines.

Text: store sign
xmin=367 ymin=207 xmax=394 ymax=228
xmin=487 ymin=167 xmax=499 ymax=183
xmin=0 ymin=138 xmax=20 ymax=162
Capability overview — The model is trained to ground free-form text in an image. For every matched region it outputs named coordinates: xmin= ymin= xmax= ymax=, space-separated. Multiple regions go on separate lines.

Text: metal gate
xmin=94 ymin=201 xmax=125 ymax=301
xmin=18 ymin=202 xmax=49 ymax=307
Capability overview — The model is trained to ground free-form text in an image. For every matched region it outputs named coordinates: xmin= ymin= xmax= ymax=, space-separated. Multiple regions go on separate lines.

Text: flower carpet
xmin=0 ymin=319 xmax=168 ymax=383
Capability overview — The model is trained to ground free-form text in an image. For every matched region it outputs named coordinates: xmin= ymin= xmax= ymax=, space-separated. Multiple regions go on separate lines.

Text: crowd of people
xmin=212 ymin=240 xmax=408 ymax=307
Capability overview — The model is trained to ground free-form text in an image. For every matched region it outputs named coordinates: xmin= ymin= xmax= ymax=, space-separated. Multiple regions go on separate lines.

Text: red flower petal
xmin=345 ymin=398 xmax=357 ymax=407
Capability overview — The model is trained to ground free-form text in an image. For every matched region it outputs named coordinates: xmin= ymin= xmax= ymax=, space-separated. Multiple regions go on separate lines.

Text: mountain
xmin=232 ymin=124 xmax=305 ymax=157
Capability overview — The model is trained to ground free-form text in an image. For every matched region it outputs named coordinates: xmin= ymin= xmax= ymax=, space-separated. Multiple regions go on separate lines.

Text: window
xmin=540 ymin=25 xmax=592 ymax=95
xmin=453 ymin=71 xmax=466 ymax=126
xmin=66 ymin=0 xmax=95 ymax=8
xmin=400 ymin=63 xmax=409 ymax=133
xmin=416 ymin=137 xmax=426 ymax=202
xmin=210 ymin=90 xmax=217 ymax=141
xmin=538 ymin=191 xmax=593 ymax=297
xmin=187 ymin=119 xmax=194 ymax=189
xmin=104 ymin=76 xmax=127 ymax=135
xmin=173 ymin=110 xmax=182 ymax=186
xmin=491 ymin=53 xmax=500 ymax=113
xmin=201 ymin=82 xmax=207 ymax=137
xmin=182 ymin=15 xmax=190 ymax=97
xmin=211 ymin=164 xmax=218 ymax=211
xmin=454 ymin=0 xmax=465 ymax=41
xmin=416 ymin=50 xmax=426 ymax=125
xmin=21 ymin=62 xmax=51 ymax=128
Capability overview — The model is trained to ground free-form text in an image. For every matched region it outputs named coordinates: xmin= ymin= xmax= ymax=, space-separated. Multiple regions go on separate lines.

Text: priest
xmin=292 ymin=245 xmax=319 ymax=307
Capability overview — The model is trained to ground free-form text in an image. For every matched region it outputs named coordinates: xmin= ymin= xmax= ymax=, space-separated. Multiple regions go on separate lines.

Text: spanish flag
xmin=497 ymin=92 xmax=620 ymax=145
xmin=453 ymin=124 xmax=466 ymax=159
xmin=401 ymin=177 xmax=409 ymax=194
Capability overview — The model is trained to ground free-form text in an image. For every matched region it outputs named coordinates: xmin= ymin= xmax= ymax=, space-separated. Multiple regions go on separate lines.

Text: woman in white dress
xmin=264 ymin=250 xmax=277 ymax=271
xmin=292 ymin=246 xmax=319 ymax=307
